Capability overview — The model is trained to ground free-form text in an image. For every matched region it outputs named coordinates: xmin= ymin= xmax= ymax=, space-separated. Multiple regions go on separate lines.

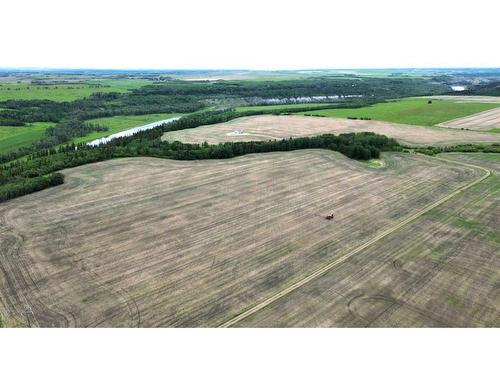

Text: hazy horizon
xmin=1 ymin=67 xmax=499 ymax=72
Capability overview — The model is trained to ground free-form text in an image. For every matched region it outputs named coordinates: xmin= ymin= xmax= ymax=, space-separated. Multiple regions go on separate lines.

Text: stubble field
xmin=437 ymin=107 xmax=500 ymax=131
xmin=233 ymin=153 xmax=500 ymax=327
xmin=162 ymin=115 xmax=500 ymax=146
xmin=0 ymin=151 xmax=482 ymax=327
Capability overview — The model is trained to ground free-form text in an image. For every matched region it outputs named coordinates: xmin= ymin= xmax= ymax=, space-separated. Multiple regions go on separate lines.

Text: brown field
xmin=0 ymin=151 xmax=483 ymax=327
xmin=161 ymin=115 xmax=500 ymax=146
xmin=427 ymin=95 xmax=500 ymax=103
xmin=233 ymin=153 xmax=500 ymax=327
xmin=437 ymin=107 xmax=500 ymax=131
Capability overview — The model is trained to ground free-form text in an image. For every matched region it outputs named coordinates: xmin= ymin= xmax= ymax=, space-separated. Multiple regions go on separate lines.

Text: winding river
xmin=87 ymin=116 xmax=181 ymax=146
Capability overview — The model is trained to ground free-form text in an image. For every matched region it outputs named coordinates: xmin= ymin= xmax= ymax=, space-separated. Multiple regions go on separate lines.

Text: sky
xmin=2 ymin=0 xmax=499 ymax=70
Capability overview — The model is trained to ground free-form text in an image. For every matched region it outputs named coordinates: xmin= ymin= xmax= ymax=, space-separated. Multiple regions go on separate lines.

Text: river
xmin=87 ymin=116 xmax=181 ymax=146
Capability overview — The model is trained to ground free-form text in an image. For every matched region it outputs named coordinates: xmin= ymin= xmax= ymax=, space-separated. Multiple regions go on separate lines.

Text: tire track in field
xmin=218 ymin=155 xmax=491 ymax=327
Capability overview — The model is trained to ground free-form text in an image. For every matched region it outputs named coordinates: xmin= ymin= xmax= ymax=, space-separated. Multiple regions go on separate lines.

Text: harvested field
xmin=427 ymin=96 xmax=500 ymax=103
xmin=0 ymin=151 xmax=481 ymax=327
xmin=437 ymin=107 xmax=500 ymax=131
xmin=162 ymin=115 xmax=500 ymax=146
xmin=232 ymin=153 xmax=500 ymax=327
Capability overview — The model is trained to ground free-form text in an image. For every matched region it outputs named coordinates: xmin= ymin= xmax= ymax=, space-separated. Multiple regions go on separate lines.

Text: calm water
xmin=87 ymin=117 xmax=180 ymax=146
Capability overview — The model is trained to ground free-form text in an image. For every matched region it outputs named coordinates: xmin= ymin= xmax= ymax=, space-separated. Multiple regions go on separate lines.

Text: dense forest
xmin=454 ymin=82 xmax=500 ymax=96
xmin=0 ymin=76 xmax=447 ymax=157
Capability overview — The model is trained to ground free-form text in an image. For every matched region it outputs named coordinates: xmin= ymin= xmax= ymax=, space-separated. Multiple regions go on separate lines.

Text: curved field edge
xmin=231 ymin=153 xmax=499 ymax=327
xmin=436 ymin=107 xmax=500 ymax=131
xmin=220 ymin=154 xmax=492 ymax=327
xmin=162 ymin=114 xmax=500 ymax=147
xmin=289 ymin=98 xmax=500 ymax=126
xmin=0 ymin=150 xmax=485 ymax=327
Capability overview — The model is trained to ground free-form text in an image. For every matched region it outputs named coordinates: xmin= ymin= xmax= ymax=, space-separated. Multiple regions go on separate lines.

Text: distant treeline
xmin=134 ymin=77 xmax=446 ymax=99
xmin=450 ymin=82 xmax=500 ymax=96
xmin=0 ymin=119 xmax=25 ymax=126
xmin=0 ymin=76 xmax=447 ymax=157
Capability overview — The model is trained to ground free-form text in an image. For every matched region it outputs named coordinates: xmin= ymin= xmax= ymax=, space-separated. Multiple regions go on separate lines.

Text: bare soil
xmin=438 ymin=107 xmax=500 ymax=131
xmin=0 ymin=151 xmax=481 ymax=327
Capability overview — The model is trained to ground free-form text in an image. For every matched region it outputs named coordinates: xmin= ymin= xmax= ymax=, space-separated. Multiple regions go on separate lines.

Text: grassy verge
xmin=358 ymin=158 xmax=386 ymax=168
xmin=297 ymin=98 xmax=500 ymax=126
xmin=0 ymin=122 xmax=55 ymax=153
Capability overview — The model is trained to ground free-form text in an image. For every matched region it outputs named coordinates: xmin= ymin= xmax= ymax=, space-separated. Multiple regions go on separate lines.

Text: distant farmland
xmin=0 ymin=122 xmax=55 ymax=153
xmin=162 ymin=115 xmax=500 ymax=146
xmin=0 ymin=151 xmax=481 ymax=327
xmin=0 ymin=79 xmax=151 ymax=102
xmin=297 ymin=98 xmax=500 ymax=126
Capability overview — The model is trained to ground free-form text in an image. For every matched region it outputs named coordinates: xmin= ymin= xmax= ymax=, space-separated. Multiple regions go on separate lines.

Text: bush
xmin=0 ymin=172 xmax=65 ymax=202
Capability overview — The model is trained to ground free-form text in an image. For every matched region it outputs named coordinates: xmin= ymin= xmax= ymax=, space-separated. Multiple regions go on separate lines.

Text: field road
xmin=219 ymin=156 xmax=491 ymax=327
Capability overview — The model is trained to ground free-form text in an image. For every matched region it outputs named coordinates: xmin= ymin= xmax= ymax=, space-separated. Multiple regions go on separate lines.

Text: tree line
xmin=0 ymin=76 xmax=448 ymax=159
xmin=0 ymin=128 xmax=400 ymax=203
xmin=0 ymin=172 xmax=64 ymax=203
xmin=1 ymin=102 xmax=499 ymax=203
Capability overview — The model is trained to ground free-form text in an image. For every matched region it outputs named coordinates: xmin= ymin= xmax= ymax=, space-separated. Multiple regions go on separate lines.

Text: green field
xmin=298 ymin=98 xmax=500 ymax=126
xmin=235 ymin=102 xmax=337 ymax=112
xmin=0 ymin=113 xmax=181 ymax=154
xmin=0 ymin=79 xmax=151 ymax=102
xmin=72 ymin=113 xmax=182 ymax=144
xmin=0 ymin=122 xmax=55 ymax=153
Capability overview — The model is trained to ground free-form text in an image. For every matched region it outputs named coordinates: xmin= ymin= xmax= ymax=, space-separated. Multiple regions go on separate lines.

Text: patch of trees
xmin=35 ymin=119 xmax=108 ymax=148
xmin=410 ymin=143 xmax=500 ymax=156
xmin=0 ymin=119 xmax=25 ymax=126
xmin=150 ymin=132 xmax=396 ymax=161
xmin=0 ymin=129 xmax=400 ymax=202
xmin=0 ymin=173 xmax=64 ymax=203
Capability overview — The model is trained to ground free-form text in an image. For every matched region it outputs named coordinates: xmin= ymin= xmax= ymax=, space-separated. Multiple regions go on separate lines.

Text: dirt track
xmin=162 ymin=115 xmax=500 ymax=146
xmin=234 ymin=153 xmax=500 ymax=327
xmin=220 ymin=155 xmax=491 ymax=327
xmin=0 ymin=151 xmax=481 ymax=327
